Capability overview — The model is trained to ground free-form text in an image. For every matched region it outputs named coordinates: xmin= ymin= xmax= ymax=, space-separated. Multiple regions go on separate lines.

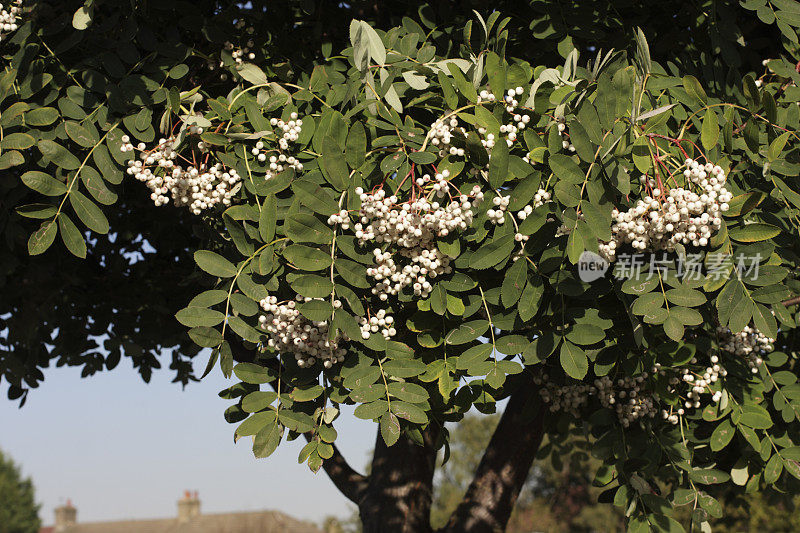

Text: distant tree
xmin=0 ymin=449 xmax=41 ymax=533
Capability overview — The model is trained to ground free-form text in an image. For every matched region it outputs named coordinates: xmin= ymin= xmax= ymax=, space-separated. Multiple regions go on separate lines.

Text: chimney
xmin=54 ymin=500 xmax=77 ymax=531
xmin=177 ymin=490 xmax=201 ymax=522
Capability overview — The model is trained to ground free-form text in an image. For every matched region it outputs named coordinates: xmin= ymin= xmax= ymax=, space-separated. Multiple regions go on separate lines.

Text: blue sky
xmin=0 ymin=358 xmax=375 ymax=527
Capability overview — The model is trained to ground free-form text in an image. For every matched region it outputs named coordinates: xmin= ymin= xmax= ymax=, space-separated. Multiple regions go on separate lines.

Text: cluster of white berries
xmin=258 ymin=295 xmax=347 ymax=368
xmin=358 ymin=309 xmax=396 ymax=340
xmin=226 ymin=39 xmax=256 ymax=65
xmin=516 ymin=189 xmax=552 ymax=221
xmin=428 ymin=117 xmax=468 ymax=158
xmin=248 ymin=113 xmax=304 ymax=180
xmin=535 ymin=374 xmax=591 ymax=417
xmin=348 ymin=186 xmax=480 ymax=300
xmin=0 ymin=1 xmax=21 ymax=41
xmin=536 ymin=372 xmax=664 ymax=427
xmin=326 ymin=209 xmax=351 ymax=230
xmin=556 ymin=122 xmax=576 ymax=152
xmin=269 ymin=113 xmax=303 ymax=151
xmin=206 ymin=20 xmax=255 ymax=78
xmin=477 ymin=89 xmax=497 ymax=103
xmin=595 ymin=374 xmax=663 ymax=427
xmin=486 ymin=195 xmax=510 ymax=225
xmin=429 ymin=88 xmax=528 ymax=159
xmin=598 ymin=159 xmax=731 ymax=261
xmin=652 ymin=360 xmax=725 ymax=424
xmin=717 ymin=325 xmax=775 ymax=373
xmin=121 ymin=135 xmax=241 ymax=214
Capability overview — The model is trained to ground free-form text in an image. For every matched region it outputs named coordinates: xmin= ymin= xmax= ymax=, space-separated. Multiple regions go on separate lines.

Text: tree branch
xmin=226 ymin=339 xmax=369 ymax=505
xmin=304 ymin=433 xmax=370 ymax=504
xmin=440 ymin=373 xmax=545 ymax=533
xmin=783 ymin=295 xmax=800 ymax=307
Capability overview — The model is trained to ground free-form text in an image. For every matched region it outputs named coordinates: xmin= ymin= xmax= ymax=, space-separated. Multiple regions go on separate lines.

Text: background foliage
xmin=0 ymin=448 xmax=41 ymax=533
xmin=3 ymin=1 xmax=800 ymax=531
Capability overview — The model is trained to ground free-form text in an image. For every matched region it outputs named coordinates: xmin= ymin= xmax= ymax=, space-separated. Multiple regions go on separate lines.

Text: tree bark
xmin=358 ymin=426 xmax=439 ymax=533
xmin=440 ymin=374 xmax=546 ymax=533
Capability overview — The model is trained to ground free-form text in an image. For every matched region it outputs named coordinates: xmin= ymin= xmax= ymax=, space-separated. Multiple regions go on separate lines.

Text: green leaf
xmin=567 ymin=120 xmax=595 ymax=163
xmin=665 ymin=288 xmax=706 ymax=307
xmin=560 ymin=341 xmax=588 ymax=379
xmin=21 ymin=171 xmax=67 ymax=196
xmin=234 ymin=363 xmax=273 ymax=384
xmin=391 ymin=400 xmax=428 ymax=424
xmin=345 ymin=121 xmax=367 ymax=169
xmin=72 ymin=5 xmax=93 ymax=29
xmin=729 ymin=223 xmax=781 ymax=242
xmin=2 ymin=132 xmax=35 ymax=150
xmin=567 ymin=228 xmax=584 ymax=264
xmin=237 ymin=63 xmax=268 ymax=85
xmin=725 ymin=192 xmax=766 ymax=217
xmin=382 ymin=358 xmax=427 ymax=378
xmin=445 ymin=320 xmax=490 ymax=345
xmin=380 ymin=412 xmax=401 ymax=446
xmin=456 ymin=343 xmax=493 ymax=370
xmin=566 ymin=324 xmax=605 ymax=345
xmin=188 ymin=326 xmax=223 ymax=348
xmin=470 ymin=234 xmax=514 ymax=269
xmin=700 ymin=111 xmax=719 ymax=150
xmin=259 ymin=196 xmax=277 ymax=242
xmin=236 ymin=412 xmax=275 ymax=437
xmin=447 ymin=62 xmax=478 ymax=103
xmin=69 ymin=191 xmax=109 ymax=234
xmin=549 ymin=154 xmax=584 ymax=183
xmin=354 ymin=400 xmax=389 ymax=420
xmin=175 ymin=307 xmax=225 ymax=327
xmin=57 ymin=214 xmax=87 ymax=258
xmin=485 ymin=52 xmax=506 ymax=100
xmin=518 ymin=277 xmax=544 ymax=322
xmin=710 ymin=419 xmax=734 ymax=451
xmin=388 ymin=382 xmax=429 ymax=403
xmin=65 ymin=121 xmax=96 ymax=148
xmin=739 ymin=404 xmax=773 ymax=429
xmin=16 ymin=204 xmax=57 ymax=219
xmin=488 ymin=137 xmax=509 ymax=188
xmin=25 ymin=107 xmax=59 ymax=126
xmin=283 ymin=244 xmax=332 ymax=271
xmin=194 ymin=250 xmax=237 ymax=277
xmin=321 ymin=135 xmax=350 ymax=190
xmin=495 ymin=335 xmax=529 ymax=355
xmin=683 ymin=75 xmax=708 ymax=104
xmin=765 ymin=454 xmax=783 ymax=484
xmin=291 ymin=274 xmax=334 ymax=298
xmin=632 ymin=136 xmax=652 ymax=173
xmin=501 ymin=258 xmax=527 ymax=306
xmin=768 ymin=131 xmax=791 ymax=162
xmin=285 ymin=213 xmax=333 ymax=244
xmin=253 ymin=421 xmax=283 ymax=458
xmin=242 ymin=391 xmax=277 ymax=413
xmin=689 ymin=468 xmax=730 ymax=485
xmin=753 ymin=303 xmax=778 ymax=339
xmin=291 ymin=385 xmax=324 ymax=402
xmin=27 ymin=219 xmax=57 ymax=255
xmin=38 ymin=140 xmax=81 ymax=170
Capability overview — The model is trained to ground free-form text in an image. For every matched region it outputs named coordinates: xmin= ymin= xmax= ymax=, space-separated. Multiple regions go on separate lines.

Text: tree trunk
xmin=440 ymin=374 xmax=546 ymax=533
xmin=358 ymin=426 xmax=439 ymax=533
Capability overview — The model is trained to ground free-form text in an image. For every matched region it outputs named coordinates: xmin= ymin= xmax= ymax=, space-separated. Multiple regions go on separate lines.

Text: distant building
xmin=39 ymin=492 xmax=323 ymax=533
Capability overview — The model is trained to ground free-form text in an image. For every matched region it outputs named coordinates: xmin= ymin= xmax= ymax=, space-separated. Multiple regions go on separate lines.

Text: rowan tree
xmin=3 ymin=1 xmax=800 ymax=532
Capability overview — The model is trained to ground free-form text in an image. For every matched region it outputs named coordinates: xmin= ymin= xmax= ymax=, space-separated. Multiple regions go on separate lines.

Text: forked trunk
xmin=358 ymin=427 xmax=438 ymax=533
